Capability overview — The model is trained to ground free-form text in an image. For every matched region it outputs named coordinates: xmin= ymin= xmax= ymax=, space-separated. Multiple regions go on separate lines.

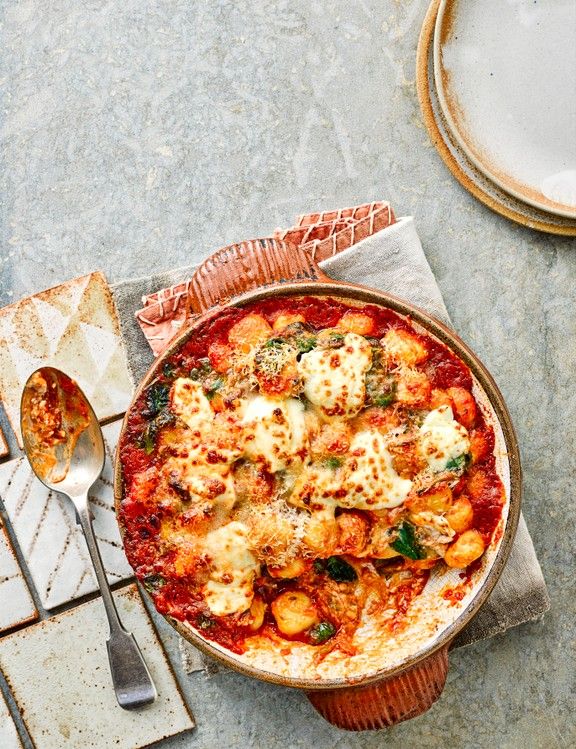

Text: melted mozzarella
xmin=418 ymin=406 xmax=470 ymax=472
xmin=168 ymin=379 xmax=242 ymax=511
xmin=289 ymin=465 xmax=340 ymax=509
xmin=241 ymin=395 xmax=306 ymax=472
xmin=203 ymin=522 xmax=259 ymax=616
xmin=289 ymin=431 xmax=412 ymax=512
xmin=171 ymin=377 xmax=213 ymax=434
xmin=287 ymin=469 xmax=339 ymax=554
xmin=164 ymin=443 xmax=237 ymax=512
xmin=298 ymin=333 xmax=372 ymax=419
xmin=340 ymin=430 xmax=413 ymax=509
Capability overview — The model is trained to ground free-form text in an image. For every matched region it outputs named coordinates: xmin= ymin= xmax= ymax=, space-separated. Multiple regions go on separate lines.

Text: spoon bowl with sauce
xmin=21 ymin=367 xmax=157 ymax=711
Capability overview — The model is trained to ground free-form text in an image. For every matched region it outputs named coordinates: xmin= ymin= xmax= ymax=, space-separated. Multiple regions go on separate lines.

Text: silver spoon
xmin=20 ymin=366 xmax=157 ymax=710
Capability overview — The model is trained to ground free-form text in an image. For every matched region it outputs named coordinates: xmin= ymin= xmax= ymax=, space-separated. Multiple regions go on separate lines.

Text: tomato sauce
xmin=465 ymin=467 xmax=505 ymax=543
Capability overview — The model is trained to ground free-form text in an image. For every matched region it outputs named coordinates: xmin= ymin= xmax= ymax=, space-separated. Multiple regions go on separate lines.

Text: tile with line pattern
xmin=0 ymin=522 xmax=37 ymax=634
xmin=0 ymin=585 xmax=195 ymax=749
xmin=0 ymin=425 xmax=8 ymax=458
xmin=0 ymin=272 xmax=134 ymax=446
xmin=0 ymin=688 xmax=22 ymax=749
xmin=0 ymin=420 xmax=133 ymax=610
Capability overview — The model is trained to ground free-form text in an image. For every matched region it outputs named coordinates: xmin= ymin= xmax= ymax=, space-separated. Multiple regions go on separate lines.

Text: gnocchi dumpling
xmin=444 ymin=529 xmax=485 ymax=568
xmin=395 ymin=369 xmax=431 ymax=406
xmin=273 ymin=312 xmax=305 ymax=331
xmin=268 ymin=558 xmax=308 ymax=579
xmin=338 ymin=310 xmax=375 ymax=336
xmin=382 ymin=328 xmax=428 ymax=366
xmin=228 ymin=313 xmax=272 ymax=352
xmin=447 ymin=386 xmax=477 ymax=429
xmin=246 ymin=597 xmax=267 ymax=631
xmin=271 ymin=591 xmax=319 ymax=635
xmin=446 ymin=496 xmax=474 ymax=533
xmin=303 ymin=513 xmax=338 ymax=555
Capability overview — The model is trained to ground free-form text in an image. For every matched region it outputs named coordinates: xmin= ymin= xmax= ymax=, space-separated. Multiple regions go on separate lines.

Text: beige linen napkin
xmin=111 ymin=215 xmax=549 ymax=673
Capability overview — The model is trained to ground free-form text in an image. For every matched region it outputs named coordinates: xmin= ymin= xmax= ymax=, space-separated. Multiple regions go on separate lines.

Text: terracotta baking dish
xmin=114 ymin=238 xmax=521 ymax=730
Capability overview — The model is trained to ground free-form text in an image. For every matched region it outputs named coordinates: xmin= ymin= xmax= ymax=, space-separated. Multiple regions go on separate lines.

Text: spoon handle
xmin=76 ymin=498 xmax=157 ymax=710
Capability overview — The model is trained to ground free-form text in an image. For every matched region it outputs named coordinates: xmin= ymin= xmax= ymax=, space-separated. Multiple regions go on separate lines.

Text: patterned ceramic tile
xmin=0 ymin=421 xmax=133 ymax=610
xmin=0 ymin=522 xmax=37 ymax=634
xmin=0 ymin=272 xmax=134 ymax=446
xmin=0 ymin=584 xmax=195 ymax=749
xmin=0 ymin=686 xmax=23 ymax=749
xmin=0 ymin=425 xmax=8 ymax=459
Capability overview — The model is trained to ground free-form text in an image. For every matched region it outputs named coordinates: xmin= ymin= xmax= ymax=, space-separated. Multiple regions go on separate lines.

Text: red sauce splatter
xmin=442 ymin=588 xmax=465 ymax=605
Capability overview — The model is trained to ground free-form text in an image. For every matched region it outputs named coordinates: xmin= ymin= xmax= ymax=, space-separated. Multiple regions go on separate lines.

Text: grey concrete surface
xmin=0 ymin=1 xmax=574 ymax=748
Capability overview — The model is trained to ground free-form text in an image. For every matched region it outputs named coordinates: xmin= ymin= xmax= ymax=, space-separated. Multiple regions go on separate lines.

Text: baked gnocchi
xmin=120 ymin=296 xmax=504 ymax=656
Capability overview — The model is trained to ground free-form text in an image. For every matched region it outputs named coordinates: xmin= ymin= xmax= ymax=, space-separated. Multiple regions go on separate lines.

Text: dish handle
xmin=305 ymin=645 xmax=449 ymax=731
xmin=188 ymin=237 xmax=332 ymax=313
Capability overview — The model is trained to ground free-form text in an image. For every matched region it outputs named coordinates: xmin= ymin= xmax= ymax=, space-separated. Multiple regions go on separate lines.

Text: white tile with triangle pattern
xmin=0 ymin=522 xmax=37 ymax=634
xmin=0 ymin=689 xmax=22 ymax=749
xmin=0 ymin=421 xmax=133 ymax=610
xmin=0 ymin=272 xmax=134 ymax=446
xmin=0 ymin=585 xmax=195 ymax=749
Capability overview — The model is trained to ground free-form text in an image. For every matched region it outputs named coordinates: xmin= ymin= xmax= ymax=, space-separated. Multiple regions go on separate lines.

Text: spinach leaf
xmin=310 ymin=621 xmax=336 ymax=644
xmin=143 ymin=574 xmax=165 ymax=592
xmin=372 ymin=386 xmax=396 ymax=408
xmin=189 ymin=358 xmax=212 ymax=380
xmin=313 ymin=559 xmax=325 ymax=574
xmin=162 ymin=362 xmax=177 ymax=378
xmin=138 ymin=408 xmax=175 ymax=454
xmin=264 ymin=334 xmax=316 ymax=354
xmin=325 ymin=556 xmax=358 ymax=582
xmin=390 ymin=522 xmax=425 ymax=560
xmin=296 ymin=336 xmax=317 ymax=353
xmin=446 ymin=453 xmax=471 ymax=472
xmin=140 ymin=428 xmax=156 ymax=455
xmin=268 ymin=322 xmax=317 ymax=354
xmin=324 ymin=457 xmax=343 ymax=470
xmin=365 ymin=353 xmax=396 ymax=408
xmin=142 ymin=382 xmax=170 ymax=418
xmin=204 ymin=377 xmax=224 ymax=400
xmin=263 ymin=338 xmax=286 ymax=349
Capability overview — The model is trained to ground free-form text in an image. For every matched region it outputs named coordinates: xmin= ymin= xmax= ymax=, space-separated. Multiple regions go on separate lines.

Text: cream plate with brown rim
xmin=434 ymin=0 xmax=576 ymax=218
xmin=416 ymin=0 xmax=576 ymax=236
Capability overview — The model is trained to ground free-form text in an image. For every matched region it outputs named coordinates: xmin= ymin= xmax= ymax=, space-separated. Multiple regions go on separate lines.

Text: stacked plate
xmin=417 ymin=0 xmax=576 ymax=235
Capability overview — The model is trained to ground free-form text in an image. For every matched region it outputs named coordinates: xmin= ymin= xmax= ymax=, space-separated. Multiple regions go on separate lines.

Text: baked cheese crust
xmin=120 ymin=297 xmax=504 ymax=657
